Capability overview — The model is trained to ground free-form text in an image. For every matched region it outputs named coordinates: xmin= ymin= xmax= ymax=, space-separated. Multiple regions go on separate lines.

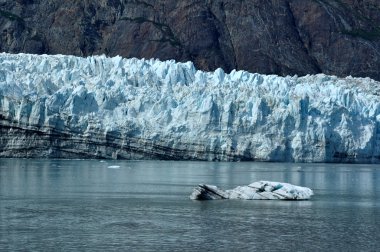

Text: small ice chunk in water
xmin=107 ymin=165 xmax=121 ymax=169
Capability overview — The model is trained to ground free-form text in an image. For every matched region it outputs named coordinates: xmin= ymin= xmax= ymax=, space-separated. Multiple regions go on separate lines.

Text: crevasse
xmin=0 ymin=53 xmax=379 ymax=162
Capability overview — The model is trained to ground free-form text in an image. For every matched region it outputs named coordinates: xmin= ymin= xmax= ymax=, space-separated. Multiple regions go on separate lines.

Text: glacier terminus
xmin=0 ymin=53 xmax=379 ymax=162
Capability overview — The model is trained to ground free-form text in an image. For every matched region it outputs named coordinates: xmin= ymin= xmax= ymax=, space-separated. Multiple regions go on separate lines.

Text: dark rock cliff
xmin=1 ymin=0 xmax=380 ymax=80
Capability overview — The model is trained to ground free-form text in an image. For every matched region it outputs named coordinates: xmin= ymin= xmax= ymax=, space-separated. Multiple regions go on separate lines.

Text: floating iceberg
xmin=107 ymin=165 xmax=120 ymax=169
xmin=0 ymin=53 xmax=379 ymax=162
xmin=190 ymin=181 xmax=314 ymax=200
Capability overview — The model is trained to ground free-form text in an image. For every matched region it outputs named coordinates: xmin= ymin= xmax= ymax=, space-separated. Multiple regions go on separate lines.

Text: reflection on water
xmin=1 ymin=159 xmax=379 ymax=251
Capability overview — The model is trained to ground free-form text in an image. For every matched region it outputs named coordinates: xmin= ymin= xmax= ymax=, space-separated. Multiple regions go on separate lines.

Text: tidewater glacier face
xmin=0 ymin=53 xmax=379 ymax=162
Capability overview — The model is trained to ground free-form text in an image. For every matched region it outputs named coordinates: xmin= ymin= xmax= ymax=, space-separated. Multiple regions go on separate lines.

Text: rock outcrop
xmin=0 ymin=0 xmax=380 ymax=80
xmin=1 ymin=53 xmax=380 ymax=162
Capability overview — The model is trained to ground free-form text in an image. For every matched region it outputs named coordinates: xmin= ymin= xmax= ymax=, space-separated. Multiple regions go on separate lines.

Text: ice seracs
xmin=0 ymin=53 xmax=380 ymax=162
xmin=190 ymin=181 xmax=314 ymax=200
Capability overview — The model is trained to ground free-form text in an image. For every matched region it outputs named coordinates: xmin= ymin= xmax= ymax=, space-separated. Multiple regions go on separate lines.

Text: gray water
xmin=0 ymin=159 xmax=379 ymax=251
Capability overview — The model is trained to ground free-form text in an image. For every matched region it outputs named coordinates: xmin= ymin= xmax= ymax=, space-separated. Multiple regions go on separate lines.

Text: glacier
xmin=0 ymin=53 xmax=380 ymax=162
xmin=190 ymin=181 xmax=314 ymax=200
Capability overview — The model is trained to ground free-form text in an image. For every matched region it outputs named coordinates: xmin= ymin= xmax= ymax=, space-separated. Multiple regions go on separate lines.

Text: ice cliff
xmin=0 ymin=53 xmax=380 ymax=162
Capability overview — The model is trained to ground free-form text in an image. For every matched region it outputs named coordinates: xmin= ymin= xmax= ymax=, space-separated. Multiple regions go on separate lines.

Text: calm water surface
xmin=1 ymin=159 xmax=379 ymax=251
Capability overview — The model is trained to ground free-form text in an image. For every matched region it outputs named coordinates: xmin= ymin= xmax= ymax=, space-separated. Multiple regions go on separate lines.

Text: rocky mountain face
xmin=1 ymin=0 xmax=380 ymax=80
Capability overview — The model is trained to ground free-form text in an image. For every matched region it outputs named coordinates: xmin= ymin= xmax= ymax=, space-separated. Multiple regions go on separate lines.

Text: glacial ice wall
xmin=0 ymin=53 xmax=380 ymax=162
